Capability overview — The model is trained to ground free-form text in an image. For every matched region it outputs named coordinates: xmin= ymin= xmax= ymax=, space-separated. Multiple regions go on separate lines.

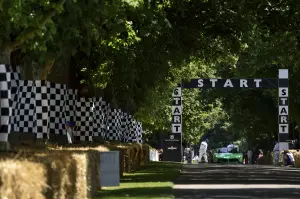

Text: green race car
xmin=213 ymin=147 xmax=243 ymax=163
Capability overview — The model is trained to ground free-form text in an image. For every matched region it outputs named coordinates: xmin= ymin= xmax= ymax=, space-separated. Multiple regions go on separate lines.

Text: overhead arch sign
xmin=164 ymin=69 xmax=289 ymax=162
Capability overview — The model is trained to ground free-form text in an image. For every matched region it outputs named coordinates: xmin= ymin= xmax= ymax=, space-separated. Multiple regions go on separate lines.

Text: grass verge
xmin=92 ymin=161 xmax=182 ymax=199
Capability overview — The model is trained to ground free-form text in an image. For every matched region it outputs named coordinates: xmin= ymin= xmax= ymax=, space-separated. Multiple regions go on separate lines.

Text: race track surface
xmin=173 ymin=164 xmax=300 ymax=199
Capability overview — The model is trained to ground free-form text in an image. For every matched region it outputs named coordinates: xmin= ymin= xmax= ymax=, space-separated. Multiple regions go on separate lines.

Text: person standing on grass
xmin=273 ymin=141 xmax=279 ymax=165
xmin=198 ymin=139 xmax=209 ymax=163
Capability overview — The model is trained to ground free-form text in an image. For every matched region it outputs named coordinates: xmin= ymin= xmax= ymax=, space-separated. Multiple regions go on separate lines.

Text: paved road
xmin=173 ymin=164 xmax=300 ymax=199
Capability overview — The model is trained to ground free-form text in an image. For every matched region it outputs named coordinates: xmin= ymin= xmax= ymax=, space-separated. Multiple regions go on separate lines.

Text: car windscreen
xmin=218 ymin=147 xmax=239 ymax=153
xmin=218 ymin=148 xmax=228 ymax=153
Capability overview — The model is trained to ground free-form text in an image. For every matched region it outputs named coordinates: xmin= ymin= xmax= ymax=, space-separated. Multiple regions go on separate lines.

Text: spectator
xmin=283 ymin=150 xmax=295 ymax=167
xmin=198 ymin=139 xmax=209 ymax=163
xmin=273 ymin=141 xmax=279 ymax=165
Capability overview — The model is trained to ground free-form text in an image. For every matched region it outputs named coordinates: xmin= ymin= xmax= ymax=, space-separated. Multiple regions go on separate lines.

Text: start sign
xmin=168 ymin=69 xmax=290 ymax=162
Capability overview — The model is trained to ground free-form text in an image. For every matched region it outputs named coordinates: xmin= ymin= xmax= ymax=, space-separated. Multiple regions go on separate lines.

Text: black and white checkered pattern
xmin=10 ymin=66 xmax=21 ymax=104
xmin=0 ymin=64 xmax=144 ymax=143
xmin=0 ymin=64 xmax=11 ymax=140
xmin=47 ymin=82 xmax=67 ymax=135
xmin=35 ymin=80 xmax=49 ymax=139
xmin=105 ymin=108 xmax=122 ymax=141
xmin=119 ymin=111 xmax=127 ymax=141
xmin=10 ymin=66 xmax=21 ymax=132
xmin=93 ymin=97 xmax=108 ymax=138
xmin=136 ymin=122 xmax=143 ymax=143
xmin=75 ymin=98 xmax=94 ymax=141
xmin=65 ymin=89 xmax=77 ymax=124
xmin=101 ymin=100 xmax=109 ymax=137
xmin=129 ymin=117 xmax=138 ymax=143
xmin=13 ymin=80 xmax=36 ymax=133
xmin=122 ymin=114 xmax=136 ymax=143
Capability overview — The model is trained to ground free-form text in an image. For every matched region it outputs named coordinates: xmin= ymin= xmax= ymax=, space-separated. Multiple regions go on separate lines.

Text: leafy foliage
xmin=2 ymin=0 xmax=300 ymax=148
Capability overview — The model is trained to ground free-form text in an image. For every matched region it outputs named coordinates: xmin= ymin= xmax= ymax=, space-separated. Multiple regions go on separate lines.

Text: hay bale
xmin=0 ymin=160 xmax=47 ymax=199
xmin=0 ymin=145 xmax=108 ymax=199
xmin=29 ymin=152 xmax=77 ymax=199
xmin=279 ymin=150 xmax=300 ymax=167
xmin=71 ymin=153 xmax=88 ymax=199
xmin=49 ymin=146 xmax=106 ymax=198
xmin=142 ymin=144 xmax=151 ymax=164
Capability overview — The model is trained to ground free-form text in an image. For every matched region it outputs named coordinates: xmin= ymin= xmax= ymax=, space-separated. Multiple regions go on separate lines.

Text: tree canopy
xmin=2 ymin=0 xmax=300 ymax=149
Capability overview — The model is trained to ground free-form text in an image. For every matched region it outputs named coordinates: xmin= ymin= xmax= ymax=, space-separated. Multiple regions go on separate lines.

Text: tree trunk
xmin=41 ymin=54 xmax=55 ymax=80
xmin=0 ymin=45 xmax=12 ymax=65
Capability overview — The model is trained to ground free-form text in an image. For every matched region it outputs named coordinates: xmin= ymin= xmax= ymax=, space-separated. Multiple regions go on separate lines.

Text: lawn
xmin=92 ymin=161 xmax=182 ymax=199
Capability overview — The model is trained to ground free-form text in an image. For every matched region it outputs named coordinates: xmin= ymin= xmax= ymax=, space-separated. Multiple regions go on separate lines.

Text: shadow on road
xmin=174 ymin=164 xmax=300 ymax=199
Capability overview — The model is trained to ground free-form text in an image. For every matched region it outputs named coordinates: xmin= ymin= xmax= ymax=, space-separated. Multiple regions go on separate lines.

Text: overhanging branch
xmin=11 ymin=0 xmax=66 ymax=49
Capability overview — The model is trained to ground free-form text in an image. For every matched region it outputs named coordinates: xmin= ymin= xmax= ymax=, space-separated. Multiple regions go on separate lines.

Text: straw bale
xmin=278 ymin=150 xmax=300 ymax=167
xmin=48 ymin=145 xmax=110 ymax=152
xmin=0 ymin=160 xmax=47 ymax=199
xmin=71 ymin=150 xmax=100 ymax=198
xmin=71 ymin=153 xmax=88 ymax=199
xmin=28 ymin=151 xmax=77 ymax=199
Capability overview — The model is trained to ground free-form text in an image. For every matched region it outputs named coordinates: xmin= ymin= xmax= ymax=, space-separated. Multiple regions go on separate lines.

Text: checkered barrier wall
xmin=0 ymin=64 xmax=11 ymax=142
xmin=10 ymin=66 xmax=21 ymax=132
xmin=13 ymin=80 xmax=36 ymax=133
xmin=129 ymin=117 xmax=138 ymax=142
xmin=65 ymin=89 xmax=77 ymax=125
xmin=35 ymin=80 xmax=49 ymax=139
xmin=105 ymin=108 xmax=122 ymax=141
xmin=120 ymin=112 xmax=127 ymax=142
xmin=75 ymin=98 xmax=94 ymax=142
xmin=122 ymin=114 xmax=141 ymax=143
xmin=47 ymin=82 xmax=67 ymax=135
xmin=1 ymin=64 xmax=144 ymax=143
xmin=136 ymin=122 xmax=143 ymax=143
xmin=93 ymin=97 xmax=108 ymax=138
xmin=11 ymin=66 xmax=20 ymax=105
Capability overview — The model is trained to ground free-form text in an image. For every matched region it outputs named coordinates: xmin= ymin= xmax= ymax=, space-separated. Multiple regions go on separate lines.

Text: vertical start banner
xmin=162 ymin=86 xmax=183 ymax=162
xmin=278 ymin=69 xmax=289 ymax=151
xmin=172 ymin=87 xmax=182 ymax=134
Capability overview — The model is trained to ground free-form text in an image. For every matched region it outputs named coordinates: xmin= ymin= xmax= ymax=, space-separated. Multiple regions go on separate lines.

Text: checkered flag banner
xmin=65 ymin=88 xmax=77 ymax=130
xmin=10 ymin=66 xmax=21 ymax=132
xmin=35 ymin=80 xmax=49 ymax=139
xmin=1 ymin=64 xmax=144 ymax=143
xmin=122 ymin=114 xmax=136 ymax=143
xmin=93 ymin=97 xmax=108 ymax=138
xmin=136 ymin=122 xmax=143 ymax=143
xmin=105 ymin=108 xmax=122 ymax=141
xmin=47 ymin=82 xmax=67 ymax=136
xmin=10 ymin=66 xmax=21 ymax=106
xmin=13 ymin=80 xmax=36 ymax=133
xmin=75 ymin=97 xmax=94 ymax=142
xmin=0 ymin=65 xmax=12 ymax=141
xmin=120 ymin=111 xmax=127 ymax=142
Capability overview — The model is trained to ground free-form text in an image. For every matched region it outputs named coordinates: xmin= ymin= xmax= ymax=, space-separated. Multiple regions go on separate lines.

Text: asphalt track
xmin=173 ymin=164 xmax=300 ymax=199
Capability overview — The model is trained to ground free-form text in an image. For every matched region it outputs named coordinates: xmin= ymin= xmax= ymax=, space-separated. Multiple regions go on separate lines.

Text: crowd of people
xmin=183 ymin=139 xmax=298 ymax=166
